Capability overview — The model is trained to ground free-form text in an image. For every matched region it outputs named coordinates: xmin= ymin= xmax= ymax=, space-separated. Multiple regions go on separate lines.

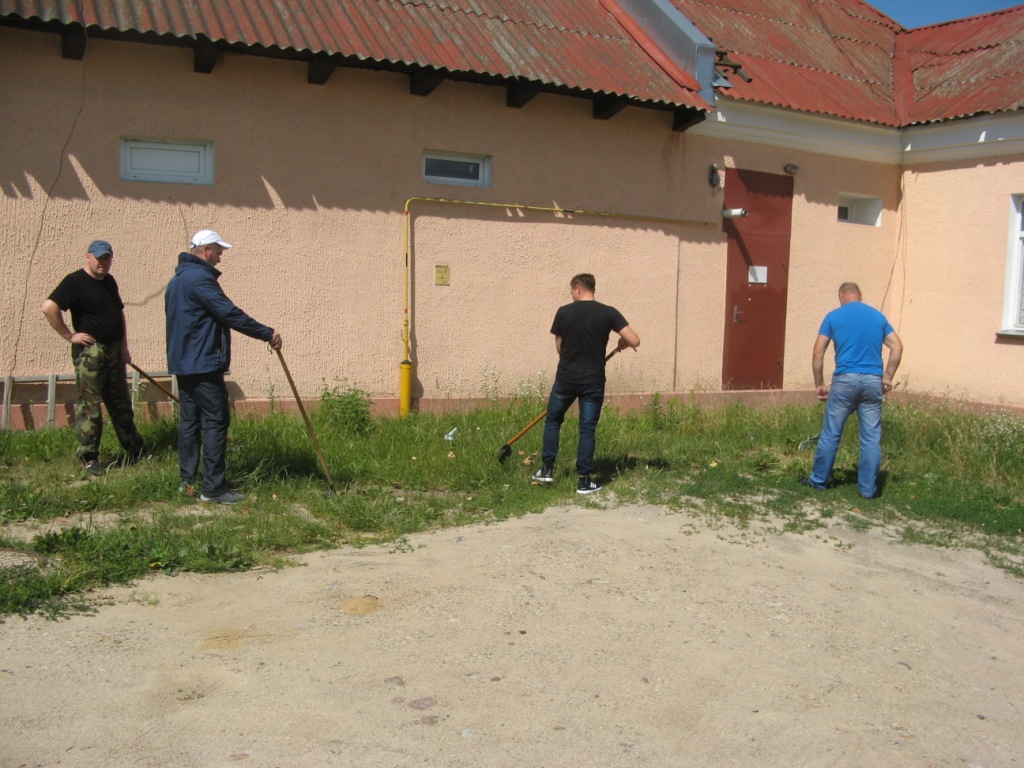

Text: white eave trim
xmin=690 ymin=99 xmax=901 ymax=163
xmin=690 ymin=99 xmax=1024 ymax=166
xmin=902 ymin=111 xmax=1024 ymax=165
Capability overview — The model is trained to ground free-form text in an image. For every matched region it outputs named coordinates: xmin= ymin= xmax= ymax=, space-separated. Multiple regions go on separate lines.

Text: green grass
xmin=2 ymin=391 xmax=1023 ymax=617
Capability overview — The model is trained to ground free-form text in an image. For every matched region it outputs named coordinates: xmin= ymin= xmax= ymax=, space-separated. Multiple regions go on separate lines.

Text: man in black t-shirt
xmin=42 ymin=239 xmax=145 ymax=476
xmin=533 ymin=273 xmax=640 ymax=494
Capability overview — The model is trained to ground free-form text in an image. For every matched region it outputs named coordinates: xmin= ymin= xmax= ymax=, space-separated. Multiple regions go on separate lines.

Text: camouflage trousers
xmin=72 ymin=342 xmax=144 ymax=462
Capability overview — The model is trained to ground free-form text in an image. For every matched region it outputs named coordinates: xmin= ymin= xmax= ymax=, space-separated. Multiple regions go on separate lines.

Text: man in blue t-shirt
xmin=802 ymin=282 xmax=903 ymax=498
xmin=532 ymin=273 xmax=640 ymax=495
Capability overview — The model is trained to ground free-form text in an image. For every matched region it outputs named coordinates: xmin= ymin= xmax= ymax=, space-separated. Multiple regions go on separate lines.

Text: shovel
xmin=496 ymin=348 xmax=621 ymax=463
xmin=496 ymin=409 xmax=548 ymax=464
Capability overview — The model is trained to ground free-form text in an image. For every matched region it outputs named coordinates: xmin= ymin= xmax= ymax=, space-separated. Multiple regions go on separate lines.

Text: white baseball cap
xmin=190 ymin=230 xmax=232 ymax=249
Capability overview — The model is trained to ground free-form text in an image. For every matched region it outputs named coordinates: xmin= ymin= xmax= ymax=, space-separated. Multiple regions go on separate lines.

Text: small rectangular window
xmin=120 ymin=139 xmax=214 ymax=185
xmin=837 ymin=194 xmax=882 ymax=226
xmin=424 ymin=151 xmax=491 ymax=187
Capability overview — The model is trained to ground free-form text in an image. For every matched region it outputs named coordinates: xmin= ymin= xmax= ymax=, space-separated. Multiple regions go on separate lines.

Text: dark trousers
xmin=176 ymin=372 xmax=230 ymax=496
xmin=541 ymin=380 xmax=605 ymax=476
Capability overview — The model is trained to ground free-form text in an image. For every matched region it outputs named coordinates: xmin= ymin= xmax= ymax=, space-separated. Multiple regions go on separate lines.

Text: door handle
xmin=732 ymin=305 xmax=744 ymax=323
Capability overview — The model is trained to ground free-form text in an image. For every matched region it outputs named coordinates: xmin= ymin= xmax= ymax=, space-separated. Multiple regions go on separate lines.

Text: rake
xmin=798 ymin=432 xmax=821 ymax=450
xmin=276 ymin=349 xmax=336 ymax=493
xmin=128 ymin=362 xmax=179 ymax=403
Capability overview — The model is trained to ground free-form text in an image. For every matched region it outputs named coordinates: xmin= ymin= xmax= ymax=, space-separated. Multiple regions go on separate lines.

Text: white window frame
xmin=837 ymin=193 xmax=882 ymax=226
xmin=120 ymin=139 xmax=214 ymax=185
xmin=423 ymin=151 xmax=491 ymax=188
xmin=1001 ymin=195 xmax=1024 ymax=334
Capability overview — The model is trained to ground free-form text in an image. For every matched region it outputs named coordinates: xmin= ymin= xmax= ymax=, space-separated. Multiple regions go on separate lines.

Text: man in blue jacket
xmin=165 ymin=230 xmax=282 ymax=504
xmin=802 ymin=282 xmax=902 ymax=499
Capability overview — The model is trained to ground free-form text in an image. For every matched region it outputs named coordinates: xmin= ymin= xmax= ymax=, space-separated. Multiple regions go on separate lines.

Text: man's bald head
xmin=838 ymin=282 xmax=862 ymax=304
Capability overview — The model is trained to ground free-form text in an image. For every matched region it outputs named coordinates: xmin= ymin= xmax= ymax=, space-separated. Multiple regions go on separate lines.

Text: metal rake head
xmin=798 ymin=432 xmax=821 ymax=450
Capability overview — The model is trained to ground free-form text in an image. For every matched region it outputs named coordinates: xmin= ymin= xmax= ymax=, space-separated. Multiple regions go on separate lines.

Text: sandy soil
xmin=1 ymin=501 xmax=1022 ymax=768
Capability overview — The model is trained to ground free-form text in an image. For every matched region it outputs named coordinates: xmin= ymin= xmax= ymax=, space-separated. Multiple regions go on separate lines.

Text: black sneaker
xmin=83 ymin=459 xmax=106 ymax=477
xmin=200 ymin=489 xmax=245 ymax=505
xmin=532 ymin=466 xmax=555 ymax=483
xmin=577 ymin=476 xmax=601 ymax=495
xmin=178 ymin=481 xmax=196 ymax=496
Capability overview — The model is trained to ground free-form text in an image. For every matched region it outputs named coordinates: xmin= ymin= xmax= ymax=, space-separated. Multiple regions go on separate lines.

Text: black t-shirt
xmin=551 ymin=300 xmax=628 ymax=385
xmin=48 ymin=269 xmax=126 ymax=344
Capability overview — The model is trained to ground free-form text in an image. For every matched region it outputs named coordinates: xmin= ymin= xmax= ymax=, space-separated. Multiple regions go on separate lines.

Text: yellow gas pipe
xmin=399 ymin=196 xmax=714 ymax=417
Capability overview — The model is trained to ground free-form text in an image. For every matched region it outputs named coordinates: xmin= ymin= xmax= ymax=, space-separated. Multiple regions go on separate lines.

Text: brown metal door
xmin=721 ymin=169 xmax=794 ymax=389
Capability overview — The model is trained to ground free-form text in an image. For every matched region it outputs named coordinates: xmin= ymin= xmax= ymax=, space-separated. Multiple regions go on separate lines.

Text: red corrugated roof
xmin=673 ymin=0 xmax=903 ymax=125
xmin=3 ymin=0 xmax=1021 ymax=126
xmin=0 ymin=0 xmax=710 ymax=111
xmin=904 ymin=6 xmax=1024 ymax=124
xmin=674 ymin=0 xmax=1024 ymax=126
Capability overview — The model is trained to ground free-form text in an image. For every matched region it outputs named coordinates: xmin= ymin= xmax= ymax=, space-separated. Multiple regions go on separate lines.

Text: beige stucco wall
xmin=3 ymin=26 xmax=1021 ymax=421
xmin=896 ymin=158 xmax=1024 ymax=405
xmin=1 ymin=28 xmax=724 ymax=413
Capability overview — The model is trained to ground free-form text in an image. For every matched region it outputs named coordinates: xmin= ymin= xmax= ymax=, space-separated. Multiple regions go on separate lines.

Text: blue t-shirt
xmin=819 ymin=301 xmax=894 ymax=376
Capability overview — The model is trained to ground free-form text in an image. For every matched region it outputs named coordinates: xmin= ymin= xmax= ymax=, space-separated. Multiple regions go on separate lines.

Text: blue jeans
xmin=541 ymin=380 xmax=605 ymax=476
xmin=808 ymin=373 xmax=883 ymax=497
xmin=176 ymin=372 xmax=231 ymax=496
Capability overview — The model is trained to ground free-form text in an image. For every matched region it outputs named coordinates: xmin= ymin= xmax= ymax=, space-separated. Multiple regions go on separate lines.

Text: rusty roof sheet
xmin=4 ymin=0 xmax=1022 ymax=126
xmin=0 ymin=0 xmax=710 ymax=111
xmin=673 ymin=0 xmax=903 ymax=126
xmin=674 ymin=0 xmax=1024 ymax=126
xmin=904 ymin=6 xmax=1024 ymax=124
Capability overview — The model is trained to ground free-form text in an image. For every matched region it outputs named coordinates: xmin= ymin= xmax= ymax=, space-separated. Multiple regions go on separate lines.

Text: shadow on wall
xmin=3 ymin=32 xmax=726 ymax=228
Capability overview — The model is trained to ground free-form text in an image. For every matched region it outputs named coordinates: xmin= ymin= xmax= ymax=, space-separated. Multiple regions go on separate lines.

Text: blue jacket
xmin=165 ymin=252 xmax=274 ymax=375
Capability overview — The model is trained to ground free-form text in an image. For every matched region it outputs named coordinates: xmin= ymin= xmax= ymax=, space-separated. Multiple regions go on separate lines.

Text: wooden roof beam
xmin=308 ymin=53 xmax=335 ymax=85
xmin=593 ymin=95 xmax=629 ymax=121
xmin=672 ymin=108 xmax=705 ymax=132
xmin=410 ymin=68 xmax=445 ymax=96
xmin=506 ymin=81 xmax=539 ymax=108
xmin=61 ymin=24 xmax=86 ymax=60
xmin=193 ymin=35 xmax=219 ymax=74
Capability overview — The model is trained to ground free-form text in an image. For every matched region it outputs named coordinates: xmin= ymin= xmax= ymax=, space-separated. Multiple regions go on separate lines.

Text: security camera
xmin=721 ymin=208 xmax=748 ymax=218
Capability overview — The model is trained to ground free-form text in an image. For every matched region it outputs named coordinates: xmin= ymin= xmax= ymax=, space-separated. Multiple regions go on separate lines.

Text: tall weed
xmin=1 ymin=398 xmax=1022 ymax=616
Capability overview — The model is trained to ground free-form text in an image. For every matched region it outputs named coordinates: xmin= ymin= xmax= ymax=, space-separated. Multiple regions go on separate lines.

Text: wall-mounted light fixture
xmin=722 ymin=208 xmax=748 ymax=218
xmin=708 ymin=163 xmax=721 ymax=188
xmin=783 ymin=163 xmax=800 ymax=174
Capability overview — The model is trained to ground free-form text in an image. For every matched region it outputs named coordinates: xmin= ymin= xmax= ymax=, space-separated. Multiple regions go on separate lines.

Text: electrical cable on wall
xmin=8 ymin=17 xmax=89 ymax=379
xmin=882 ymin=141 xmax=909 ymax=334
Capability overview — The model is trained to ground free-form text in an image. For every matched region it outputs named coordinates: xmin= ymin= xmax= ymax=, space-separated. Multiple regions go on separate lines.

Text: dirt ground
xmin=1 ymin=500 xmax=1022 ymax=768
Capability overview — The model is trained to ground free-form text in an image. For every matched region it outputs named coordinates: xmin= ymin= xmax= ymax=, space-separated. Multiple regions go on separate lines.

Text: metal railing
xmin=1 ymin=369 xmax=178 ymax=429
